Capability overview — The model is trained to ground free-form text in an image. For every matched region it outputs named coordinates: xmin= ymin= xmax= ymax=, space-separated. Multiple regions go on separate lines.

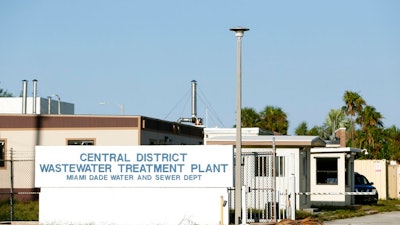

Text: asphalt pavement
xmin=324 ymin=211 xmax=400 ymax=225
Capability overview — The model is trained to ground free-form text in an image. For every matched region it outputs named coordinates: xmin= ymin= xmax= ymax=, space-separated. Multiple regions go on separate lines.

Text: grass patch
xmin=0 ymin=200 xmax=39 ymax=221
xmin=296 ymin=199 xmax=400 ymax=222
xmin=1 ymin=199 xmax=400 ymax=222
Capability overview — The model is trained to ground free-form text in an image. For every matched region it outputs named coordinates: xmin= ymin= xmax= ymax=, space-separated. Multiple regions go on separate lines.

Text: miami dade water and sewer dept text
xmin=39 ymin=152 xmax=229 ymax=182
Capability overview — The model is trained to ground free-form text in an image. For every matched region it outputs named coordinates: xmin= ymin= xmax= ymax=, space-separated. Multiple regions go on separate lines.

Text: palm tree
xmin=0 ymin=87 xmax=12 ymax=97
xmin=241 ymin=107 xmax=260 ymax=128
xmin=341 ymin=91 xmax=366 ymax=146
xmin=295 ymin=121 xmax=308 ymax=135
xmin=324 ymin=109 xmax=349 ymax=140
xmin=309 ymin=125 xmax=327 ymax=137
xmin=385 ymin=126 xmax=400 ymax=161
xmin=357 ymin=105 xmax=384 ymax=131
xmin=355 ymin=105 xmax=384 ymax=158
xmin=259 ymin=106 xmax=289 ymax=134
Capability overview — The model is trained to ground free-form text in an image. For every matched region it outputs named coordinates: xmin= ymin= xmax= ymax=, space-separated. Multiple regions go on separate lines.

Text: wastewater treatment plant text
xmin=39 ymin=152 xmax=229 ymax=182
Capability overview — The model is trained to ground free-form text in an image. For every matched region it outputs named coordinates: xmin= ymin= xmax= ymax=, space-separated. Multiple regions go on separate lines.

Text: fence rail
xmin=296 ymin=191 xmax=377 ymax=195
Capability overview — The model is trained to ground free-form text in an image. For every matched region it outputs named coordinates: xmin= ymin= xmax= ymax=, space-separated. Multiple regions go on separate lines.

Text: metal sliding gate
xmin=228 ymin=151 xmax=295 ymax=224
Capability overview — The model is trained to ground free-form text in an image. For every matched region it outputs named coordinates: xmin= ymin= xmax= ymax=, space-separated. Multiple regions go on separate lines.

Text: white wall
xmin=36 ymin=145 xmax=233 ymax=225
xmin=40 ymin=187 xmax=229 ymax=225
xmin=354 ymin=159 xmax=387 ymax=200
xmin=310 ymin=153 xmax=347 ymax=204
xmin=397 ymin=166 xmax=400 ymax=199
xmin=0 ymin=97 xmax=74 ymax=114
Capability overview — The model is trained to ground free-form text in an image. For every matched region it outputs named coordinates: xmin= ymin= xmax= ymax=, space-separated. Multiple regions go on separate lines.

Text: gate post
xmin=290 ymin=174 xmax=296 ymax=220
xmin=242 ymin=186 xmax=247 ymax=225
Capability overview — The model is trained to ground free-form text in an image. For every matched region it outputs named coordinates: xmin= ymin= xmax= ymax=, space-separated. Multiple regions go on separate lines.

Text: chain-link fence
xmin=0 ymin=148 xmax=39 ymax=221
xmin=227 ymin=151 xmax=293 ymax=224
xmin=1 ymin=146 xmax=293 ymax=223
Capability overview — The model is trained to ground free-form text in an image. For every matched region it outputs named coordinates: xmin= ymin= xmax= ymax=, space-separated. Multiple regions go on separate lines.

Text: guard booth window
xmin=316 ymin=157 xmax=338 ymax=185
xmin=0 ymin=140 xmax=4 ymax=167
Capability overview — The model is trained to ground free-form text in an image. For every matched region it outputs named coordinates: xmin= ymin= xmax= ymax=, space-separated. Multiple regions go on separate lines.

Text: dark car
xmin=354 ymin=172 xmax=378 ymax=205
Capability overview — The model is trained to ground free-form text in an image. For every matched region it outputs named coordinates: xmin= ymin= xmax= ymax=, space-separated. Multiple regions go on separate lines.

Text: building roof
xmin=205 ymin=135 xmax=326 ymax=148
xmin=311 ymin=147 xmax=362 ymax=153
xmin=0 ymin=114 xmax=204 ymax=138
xmin=205 ymin=127 xmax=274 ymax=136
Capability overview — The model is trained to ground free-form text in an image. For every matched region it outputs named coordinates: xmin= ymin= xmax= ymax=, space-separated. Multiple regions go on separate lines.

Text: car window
xmin=355 ymin=175 xmax=362 ymax=185
xmin=355 ymin=174 xmax=369 ymax=185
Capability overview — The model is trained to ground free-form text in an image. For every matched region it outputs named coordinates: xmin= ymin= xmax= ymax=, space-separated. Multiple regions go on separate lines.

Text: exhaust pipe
xmin=177 ymin=80 xmax=202 ymax=125
xmin=22 ymin=80 xmax=28 ymax=114
xmin=33 ymin=79 xmax=38 ymax=114
xmin=48 ymin=96 xmax=52 ymax=114
xmin=191 ymin=80 xmax=197 ymax=122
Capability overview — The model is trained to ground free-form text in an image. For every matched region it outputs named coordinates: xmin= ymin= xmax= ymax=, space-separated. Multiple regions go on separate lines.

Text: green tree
xmin=339 ymin=91 xmax=394 ymax=160
xmin=308 ymin=125 xmax=324 ymax=136
xmin=294 ymin=122 xmax=326 ymax=137
xmin=259 ymin=106 xmax=289 ymax=134
xmin=241 ymin=107 xmax=261 ymax=128
xmin=385 ymin=126 xmax=400 ymax=161
xmin=355 ymin=105 xmax=384 ymax=158
xmin=323 ymin=109 xmax=349 ymax=140
xmin=342 ymin=91 xmax=366 ymax=146
xmin=357 ymin=105 xmax=384 ymax=131
xmin=0 ymin=87 xmax=12 ymax=97
xmin=295 ymin=121 xmax=308 ymax=135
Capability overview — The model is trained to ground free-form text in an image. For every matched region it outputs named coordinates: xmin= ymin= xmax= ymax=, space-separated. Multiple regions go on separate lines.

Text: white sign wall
xmin=35 ymin=145 xmax=233 ymax=225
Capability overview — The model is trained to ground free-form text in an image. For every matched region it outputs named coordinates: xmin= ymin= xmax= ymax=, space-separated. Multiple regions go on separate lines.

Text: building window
xmin=255 ymin=155 xmax=285 ymax=177
xmin=255 ymin=155 xmax=269 ymax=177
xmin=316 ymin=157 xmax=338 ymax=185
xmin=276 ymin=156 xmax=285 ymax=177
xmin=0 ymin=140 xmax=5 ymax=167
xmin=67 ymin=139 xmax=95 ymax=145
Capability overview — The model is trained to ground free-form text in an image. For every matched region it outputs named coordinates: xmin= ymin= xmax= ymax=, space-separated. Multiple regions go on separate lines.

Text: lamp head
xmin=230 ymin=26 xmax=249 ymax=37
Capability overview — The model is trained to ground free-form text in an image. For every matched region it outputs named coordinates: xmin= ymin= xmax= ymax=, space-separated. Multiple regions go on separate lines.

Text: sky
xmin=0 ymin=0 xmax=399 ymax=135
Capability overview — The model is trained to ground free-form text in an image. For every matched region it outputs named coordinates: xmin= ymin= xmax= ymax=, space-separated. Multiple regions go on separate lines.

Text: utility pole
xmin=10 ymin=147 xmax=14 ymax=221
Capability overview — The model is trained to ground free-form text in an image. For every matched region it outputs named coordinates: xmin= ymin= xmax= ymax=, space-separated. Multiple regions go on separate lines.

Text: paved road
xmin=324 ymin=211 xmax=400 ymax=225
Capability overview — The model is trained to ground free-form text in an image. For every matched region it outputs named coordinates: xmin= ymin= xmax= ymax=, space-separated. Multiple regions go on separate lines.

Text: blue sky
xmin=1 ymin=0 xmax=399 ymax=134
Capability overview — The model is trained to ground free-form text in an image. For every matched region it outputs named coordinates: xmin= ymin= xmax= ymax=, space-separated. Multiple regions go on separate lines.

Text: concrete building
xmin=0 ymin=97 xmax=74 ymax=115
xmin=1 ymin=79 xmax=206 ymax=202
xmin=0 ymin=80 xmax=74 ymax=115
xmin=0 ymin=114 xmax=204 ymax=201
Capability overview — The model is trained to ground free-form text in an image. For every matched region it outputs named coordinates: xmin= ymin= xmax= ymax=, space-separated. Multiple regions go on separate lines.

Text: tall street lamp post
xmin=230 ymin=26 xmax=249 ymax=225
